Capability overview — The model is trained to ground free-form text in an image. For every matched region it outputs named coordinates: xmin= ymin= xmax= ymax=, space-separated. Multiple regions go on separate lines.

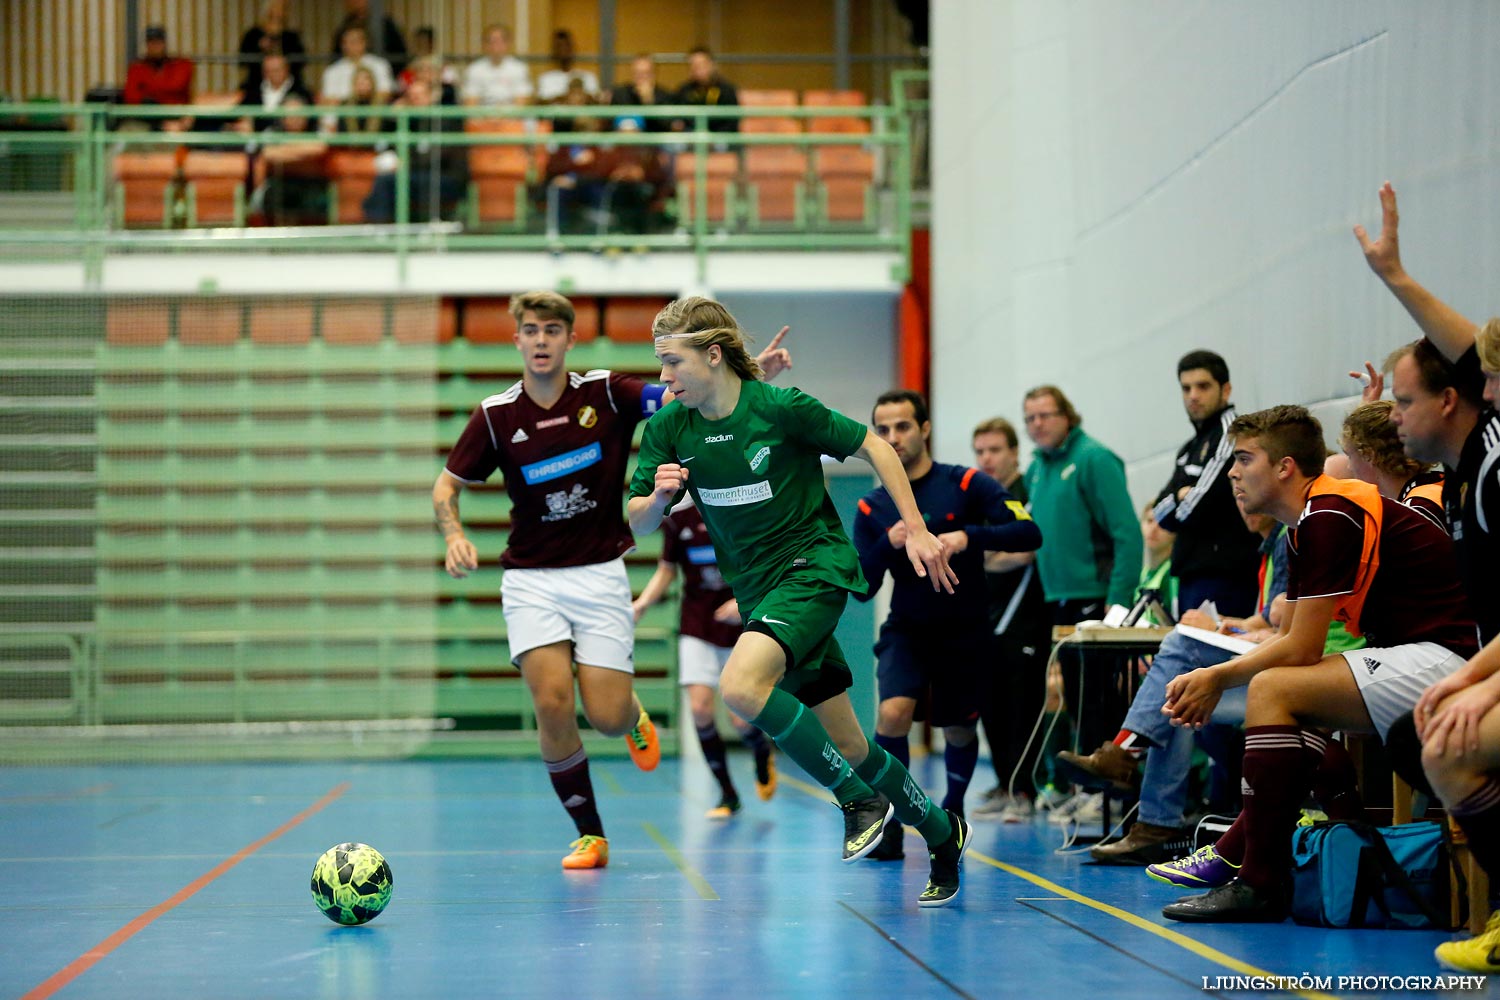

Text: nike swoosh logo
xmin=760 ymin=616 xmax=790 ymax=627
xmin=680 ymin=456 xmax=696 ymax=463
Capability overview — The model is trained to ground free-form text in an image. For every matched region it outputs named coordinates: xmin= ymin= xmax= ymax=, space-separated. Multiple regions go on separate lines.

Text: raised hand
xmin=1347 ymin=360 xmax=1384 ymax=401
xmin=1352 ymin=181 xmax=1403 ymax=283
xmin=755 ymin=326 xmax=793 ymax=381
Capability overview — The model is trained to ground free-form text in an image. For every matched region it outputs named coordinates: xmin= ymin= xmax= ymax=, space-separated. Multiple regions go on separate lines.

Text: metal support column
xmin=834 ymin=0 xmax=851 ymax=90
xmin=598 ymin=0 xmax=617 ymax=90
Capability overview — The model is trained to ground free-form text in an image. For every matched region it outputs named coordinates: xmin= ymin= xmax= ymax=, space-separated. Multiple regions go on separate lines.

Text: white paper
xmin=1174 ymin=623 xmax=1256 ymax=656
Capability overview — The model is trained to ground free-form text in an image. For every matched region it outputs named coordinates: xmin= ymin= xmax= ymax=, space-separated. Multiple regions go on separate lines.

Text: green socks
xmin=751 ymin=688 xmax=871 ymax=805
xmin=854 ymin=741 xmax=952 ymax=846
xmin=750 ymin=689 xmax=953 ymax=846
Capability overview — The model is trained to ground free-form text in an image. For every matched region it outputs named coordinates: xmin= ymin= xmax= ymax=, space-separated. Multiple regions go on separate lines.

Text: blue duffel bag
xmin=1290 ymin=820 xmax=1452 ymax=929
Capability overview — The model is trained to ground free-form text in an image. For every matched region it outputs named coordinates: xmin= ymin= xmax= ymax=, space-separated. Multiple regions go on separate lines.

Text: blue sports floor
xmin=0 ymin=753 xmax=1484 ymax=1000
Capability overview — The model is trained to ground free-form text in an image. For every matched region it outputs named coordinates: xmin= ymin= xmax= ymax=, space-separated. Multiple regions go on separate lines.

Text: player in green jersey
xmin=626 ymin=296 xmax=973 ymax=907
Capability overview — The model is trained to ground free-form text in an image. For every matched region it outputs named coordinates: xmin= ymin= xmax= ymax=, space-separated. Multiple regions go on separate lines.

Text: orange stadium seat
xmin=183 ymin=151 xmax=247 ymax=226
xmin=105 ymin=300 xmax=171 ymax=346
xmin=814 ymin=146 xmax=876 ymax=224
xmin=321 ymin=298 xmax=386 ymax=345
xmin=114 ymin=151 xmax=179 ymax=227
xmin=249 ymin=299 xmax=315 ymax=344
xmin=177 ymin=299 xmax=244 ymax=345
xmin=327 ymin=149 xmax=378 ymax=224
xmin=803 ymin=89 xmax=871 ymax=136
xmin=571 ymin=298 xmax=600 ymax=342
xmin=467 ymin=144 xmax=531 ymax=227
xmin=462 ymin=297 xmax=510 ymax=344
xmin=603 ymin=297 xmax=671 ymax=343
xmin=674 ymin=152 xmax=739 ymax=227
xmin=745 ymin=147 xmax=809 ymax=226
xmin=740 ymin=90 xmax=800 ymax=139
xmin=389 ymin=297 xmax=453 ymax=345
xmin=739 ymin=89 xmax=798 ymax=108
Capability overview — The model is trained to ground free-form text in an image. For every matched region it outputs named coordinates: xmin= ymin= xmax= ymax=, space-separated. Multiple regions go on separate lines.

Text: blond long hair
xmin=1479 ymin=317 xmax=1500 ymax=374
xmin=651 ymin=296 xmax=763 ymax=381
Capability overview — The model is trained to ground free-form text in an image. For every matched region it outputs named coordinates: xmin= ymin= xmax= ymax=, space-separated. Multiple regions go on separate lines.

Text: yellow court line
xmin=782 ymin=775 xmax=1332 ymax=1000
xmin=596 ymin=767 xmax=625 ymax=794
xmin=965 ymin=850 xmax=1333 ymax=1000
xmin=641 ymin=822 xmax=720 ymax=901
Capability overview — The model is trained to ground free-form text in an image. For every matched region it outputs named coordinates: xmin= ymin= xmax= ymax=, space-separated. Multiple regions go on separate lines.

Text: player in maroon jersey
xmin=433 ymin=290 xmax=789 ymax=870
xmin=634 ymin=499 xmax=777 ymax=818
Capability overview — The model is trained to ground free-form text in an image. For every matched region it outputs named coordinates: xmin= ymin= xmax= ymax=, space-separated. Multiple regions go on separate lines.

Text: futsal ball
xmin=310 ymin=842 xmax=393 ymax=925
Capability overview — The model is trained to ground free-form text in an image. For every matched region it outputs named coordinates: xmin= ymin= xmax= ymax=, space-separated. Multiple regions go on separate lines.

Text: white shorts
xmin=678 ymin=634 xmax=733 ymax=688
xmin=500 ymin=558 xmax=635 ymax=673
xmin=1341 ymin=641 xmax=1466 ymax=740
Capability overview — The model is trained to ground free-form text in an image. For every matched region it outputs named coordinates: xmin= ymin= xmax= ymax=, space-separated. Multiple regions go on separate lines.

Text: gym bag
xmin=1290 ymin=820 xmax=1452 ymax=929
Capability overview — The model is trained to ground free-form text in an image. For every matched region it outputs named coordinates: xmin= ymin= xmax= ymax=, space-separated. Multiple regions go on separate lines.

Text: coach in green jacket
xmin=1022 ymin=384 xmax=1142 ymax=615
xmin=1022 ymin=384 xmax=1144 ymax=755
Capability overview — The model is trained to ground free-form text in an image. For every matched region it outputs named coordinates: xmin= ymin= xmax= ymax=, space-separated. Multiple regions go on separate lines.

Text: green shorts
xmin=742 ymin=573 xmax=854 ymax=708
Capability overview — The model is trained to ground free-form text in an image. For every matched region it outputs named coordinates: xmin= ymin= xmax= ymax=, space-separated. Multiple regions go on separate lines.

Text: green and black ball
xmin=310 ymin=842 xmax=393 ymax=925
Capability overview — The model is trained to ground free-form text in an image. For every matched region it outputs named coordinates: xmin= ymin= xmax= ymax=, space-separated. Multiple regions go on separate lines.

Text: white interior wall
xmin=931 ymin=1 xmax=1500 ymax=504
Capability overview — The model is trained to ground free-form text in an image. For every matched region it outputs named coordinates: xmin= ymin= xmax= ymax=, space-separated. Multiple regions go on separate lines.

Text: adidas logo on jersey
xmin=511 ymin=428 xmax=529 ymax=443
xmin=1363 ymin=656 xmax=1381 ymax=675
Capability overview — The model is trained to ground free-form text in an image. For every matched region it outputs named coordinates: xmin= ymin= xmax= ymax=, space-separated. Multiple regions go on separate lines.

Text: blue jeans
xmin=1122 ymin=630 xmax=1247 ymax=828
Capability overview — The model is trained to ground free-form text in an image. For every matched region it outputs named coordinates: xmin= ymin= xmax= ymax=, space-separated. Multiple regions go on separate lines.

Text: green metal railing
xmin=0 ymin=87 xmax=925 ymax=284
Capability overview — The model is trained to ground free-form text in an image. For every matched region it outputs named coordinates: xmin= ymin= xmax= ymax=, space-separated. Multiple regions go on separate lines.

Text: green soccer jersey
xmin=629 ymin=379 xmax=870 ymax=610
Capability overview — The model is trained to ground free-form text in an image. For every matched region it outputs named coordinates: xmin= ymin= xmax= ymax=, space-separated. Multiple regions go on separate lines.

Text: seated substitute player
xmin=633 ymin=497 xmax=777 ymax=818
xmin=627 ymin=296 xmax=973 ymax=907
xmin=1339 ymin=400 xmax=1445 ymax=529
xmin=854 ymin=389 xmax=1040 ymax=859
xmin=1150 ymin=404 xmax=1477 ymax=922
xmin=434 ymin=290 xmax=791 ymax=871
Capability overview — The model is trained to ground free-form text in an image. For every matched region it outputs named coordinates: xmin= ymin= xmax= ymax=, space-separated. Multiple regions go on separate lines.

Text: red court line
xmin=21 ymin=781 xmax=351 ymax=1000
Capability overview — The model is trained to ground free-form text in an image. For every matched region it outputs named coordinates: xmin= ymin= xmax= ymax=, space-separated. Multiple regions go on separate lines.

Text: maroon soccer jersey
xmin=1286 ymin=493 xmax=1477 ymax=655
xmin=445 ymin=370 xmax=651 ymax=569
xmin=661 ymin=504 xmax=742 ymax=648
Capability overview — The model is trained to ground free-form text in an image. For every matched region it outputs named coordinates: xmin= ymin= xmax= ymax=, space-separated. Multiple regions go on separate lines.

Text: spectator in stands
xmin=321 ymin=25 xmax=394 ymax=105
xmin=1151 ymin=351 xmax=1261 ymax=618
xmin=1340 ymin=400 xmax=1445 ymax=528
xmin=362 ymin=78 xmax=466 ymax=224
xmin=404 ymin=57 xmax=458 ymax=107
xmin=237 ymin=1 xmax=307 ymax=96
xmin=537 ymin=30 xmax=599 ymax=103
xmin=1022 ymin=384 xmax=1143 ymax=763
xmin=674 ymin=46 xmax=739 ymax=133
xmin=1151 ymin=405 xmax=1476 ymax=923
xmin=968 ymin=417 xmax=1053 ymax=824
xmin=330 ymin=0 xmax=407 ymax=74
xmin=1353 ymin=182 xmax=1500 ymax=971
xmin=333 ymin=66 xmax=386 ymax=136
xmin=249 ymin=97 xmax=328 ymax=226
xmin=543 ymin=86 xmax=667 ymax=235
xmin=235 ymin=54 xmax=312 ymax=135
xmin=463 ymin=24 xmax=532 ymax=107
xmin=122 ymin=25 xmax=194 ymax=130
xmin=399 ymin=27 xmax=458 ymax=94
xmin=608 ymin=54 xmax=671 ymax=132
